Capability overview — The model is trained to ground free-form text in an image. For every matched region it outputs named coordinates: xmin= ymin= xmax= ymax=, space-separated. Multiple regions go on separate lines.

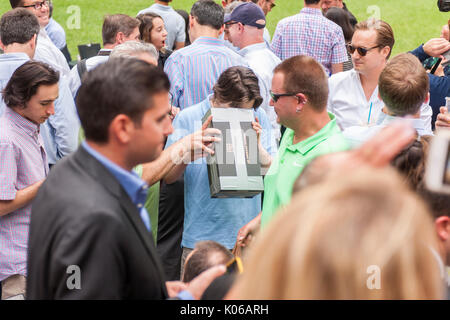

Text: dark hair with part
xmin=102 ymin=14 xmax=140 ymax=46
xmin=213 ymin=66 xmax=263 ymax=109
xmin=274 ymin=55 xmax=329 ymax=111
xmin=9 ymin=0 xmax=23 ymax=8
xmin=325 ymin=7 xmax=354 ymax=42
xmin=191 ymin=0 xmax=224 ymax=30
xmin=0 ymin=8 xmax=40 ymax=46
xmin=76 ymin=58 xmax=170 ymax=143
xmin=2 ymin=60 xmax=59 ymax=109
xmin=182 ymin=241 xmax=233 ymax=283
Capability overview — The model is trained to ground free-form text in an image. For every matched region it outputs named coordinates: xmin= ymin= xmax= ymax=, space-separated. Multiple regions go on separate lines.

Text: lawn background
xmin=0 ymin=0 xmax=448 ymax=60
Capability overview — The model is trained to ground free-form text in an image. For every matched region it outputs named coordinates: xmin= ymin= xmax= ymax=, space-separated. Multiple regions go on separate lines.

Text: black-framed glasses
xmin=346 ymin=44 xmax=381 ymax=56
xmin=269 ymin=91 xmax=298 ymax=102
xmin=21 ymin=0 xmax=49 ymax=10
xmin=224 ymin=21 xmax=239 ymax=29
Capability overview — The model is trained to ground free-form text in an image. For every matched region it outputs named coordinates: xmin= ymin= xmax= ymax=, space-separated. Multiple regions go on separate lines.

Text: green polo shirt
xmin=261 ymin=113 xmax=349 ymax=228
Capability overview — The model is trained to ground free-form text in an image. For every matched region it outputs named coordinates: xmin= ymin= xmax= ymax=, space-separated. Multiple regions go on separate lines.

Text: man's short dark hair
xmin=191 ymin=0 xmax=224 ymax=30
xmin=305 ymin=0 xmax=321 ymax=4
xmin=2 ymin=61 xmax=59 ymax=109
xmin=274 ymin=55 xmax=329 ymax=111
xmin=182 ymin=241 xmax=233 ymax=283
xmin=102 ymin=14 xmax=140 ymax=46
xmin=9 ymin=0 xmax=23 ymax=8
xmin=212 ymin=66 xmax=263 ymax=109
xmin=76 ymin=58 xmax=170 ymax=143
xmin=417 ymin=182 xmax=450 ymax=219
xmin=0 ymin=8 xmax=40 ymax=46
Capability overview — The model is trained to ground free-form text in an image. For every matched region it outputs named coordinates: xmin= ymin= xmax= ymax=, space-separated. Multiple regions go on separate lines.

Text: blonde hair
xmin=231 ymin=167 xmax=443 ymax=299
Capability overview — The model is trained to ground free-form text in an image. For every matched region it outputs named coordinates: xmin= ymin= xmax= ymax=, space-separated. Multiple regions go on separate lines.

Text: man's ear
xmin=381 ymin=46 xmax=391 ymax=60
xmin=189 ymin=15 xmax=195 ymax=29
xmin=30 ymin=34 xmax=37 ymax=51
xmin=110 ymin=114 xmax=134 ymax=145
xmin=435 ymin=216 xmax=450 ymax=242
xmin=218 ymin=24 xmax=225 ymax=36
xmin=424 ymin=92 xmax=430 ymax=105
xmin=115 ymin=32 xmax=125 ymax=44
xmin=295 ymin=93 xmax=308 ymax=105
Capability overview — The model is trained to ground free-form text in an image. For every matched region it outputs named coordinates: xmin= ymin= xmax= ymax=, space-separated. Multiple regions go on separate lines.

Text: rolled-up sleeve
xmin=0 ymin=142 xmax=17 ymax=200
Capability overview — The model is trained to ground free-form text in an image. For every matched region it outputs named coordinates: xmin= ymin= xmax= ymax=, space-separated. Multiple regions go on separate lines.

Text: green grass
xmin=0 ymin=0 xmax=448 ymax=59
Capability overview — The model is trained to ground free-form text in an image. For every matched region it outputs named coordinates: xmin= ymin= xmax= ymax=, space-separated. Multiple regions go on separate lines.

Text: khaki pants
xmin=1 ymin=275 xmax=26 ymax=300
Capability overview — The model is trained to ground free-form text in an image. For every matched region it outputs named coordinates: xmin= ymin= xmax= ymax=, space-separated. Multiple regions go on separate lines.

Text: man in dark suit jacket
xmin=26 ymin=58 xmax=224 ymax=299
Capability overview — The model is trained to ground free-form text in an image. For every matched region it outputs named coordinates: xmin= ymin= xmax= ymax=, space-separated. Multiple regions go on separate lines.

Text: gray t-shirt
xmin=138 ymin=3 xmax=186 ymax=50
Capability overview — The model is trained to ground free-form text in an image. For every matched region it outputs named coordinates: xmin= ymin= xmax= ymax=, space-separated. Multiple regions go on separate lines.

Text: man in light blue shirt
xmin=0 ymin=8 xmax=79 ymax=165
xmin=138 ymin=0 xmax=186 ymax=50
xmin=164 ymin=67 xmax=277 ymax=270
xmin=224 ymin=2 xmax=281 ymax=143
xmin=343 ymin=53 xmax=433 ymax=148
xmin=164 ymin=0 xmax=247 ymax=109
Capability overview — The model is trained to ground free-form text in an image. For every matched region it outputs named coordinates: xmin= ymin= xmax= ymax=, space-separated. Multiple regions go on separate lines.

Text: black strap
xmin=76 ymin=59 xmax=88 ymax=80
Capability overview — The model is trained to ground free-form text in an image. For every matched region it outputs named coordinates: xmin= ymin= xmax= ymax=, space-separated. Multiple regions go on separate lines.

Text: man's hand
xmin=186 ymin=265 xmax=226 ymax=300
xmin=236 ymin=212 xmax=262 ymax=248
xmin=423 ymin=38 xmax=450 ymax=58
xmin=166 ymin=281 xmax=188 ymax=298
xmin=172 ymin=115 xmax=222 ymax=164
xmin=436 ymin=107 xmax=450 ymax=128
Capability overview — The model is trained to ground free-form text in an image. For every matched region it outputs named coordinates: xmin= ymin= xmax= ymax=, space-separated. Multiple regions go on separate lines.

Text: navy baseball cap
xmin=224 ymin=2 xmax=266 ymax=29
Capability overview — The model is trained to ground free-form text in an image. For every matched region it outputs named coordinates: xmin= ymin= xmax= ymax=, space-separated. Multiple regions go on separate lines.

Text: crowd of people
xmin=0 ymin=0 xmax=449 ymax=300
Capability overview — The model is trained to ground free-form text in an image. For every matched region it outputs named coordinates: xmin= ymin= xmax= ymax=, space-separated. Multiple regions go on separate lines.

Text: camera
xmin=438 ymin=0 xmax=450 ymax=12
xmin=425 ymin=129 xmax=450 ymax=194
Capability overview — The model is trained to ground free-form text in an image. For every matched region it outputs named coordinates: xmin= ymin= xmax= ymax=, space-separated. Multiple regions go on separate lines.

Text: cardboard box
xmin=203 ymin=107 xmax=264 ymax=198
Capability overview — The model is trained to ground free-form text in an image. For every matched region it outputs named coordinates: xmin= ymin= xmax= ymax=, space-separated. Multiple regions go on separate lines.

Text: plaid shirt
xmin=0 ymin=108 xmax=48 ymax=281
xmin=271 ymin=7 xmax=347 ymax=75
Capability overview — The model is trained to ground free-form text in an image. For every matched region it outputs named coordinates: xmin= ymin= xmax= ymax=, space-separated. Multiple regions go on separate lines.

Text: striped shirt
xmin=0 ymin=108 xmax=48 ymax=281
xmin=164 ymin=36 xmax=247 ymax=109
xmin=271 ymin=7 xmax=347 ymax=75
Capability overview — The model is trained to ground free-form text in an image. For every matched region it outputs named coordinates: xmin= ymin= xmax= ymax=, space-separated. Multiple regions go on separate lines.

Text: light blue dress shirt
xmin=165 ymin=95 xmax=277 ymax=249
xmin=0 ymin=52 xmax=79 ymax=164
xmin=82 ymin=142 xmax=151 ymax=232
xmin=164 ymin=36 xmax=247 ymax=109
xmin=45 ymin=18 xmax=67 ymax=50
xmin=239 ymin=42 xmax=281 ymax=143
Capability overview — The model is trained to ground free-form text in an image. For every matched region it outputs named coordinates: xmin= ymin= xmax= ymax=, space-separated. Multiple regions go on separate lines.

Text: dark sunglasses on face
xmin=269 ymin=91 xmax=298 ymax=103
xmin=346 ymin=44 xmax=381 ymax=56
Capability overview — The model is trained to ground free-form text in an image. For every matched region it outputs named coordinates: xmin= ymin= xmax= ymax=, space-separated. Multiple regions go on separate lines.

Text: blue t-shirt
xmin=166 ymin=96 xmax=277 ymax=249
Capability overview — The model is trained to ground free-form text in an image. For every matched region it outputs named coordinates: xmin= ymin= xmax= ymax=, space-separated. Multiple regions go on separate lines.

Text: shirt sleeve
xmin=331 ymin=27 xmax=348 ymax=65
xmin=0 ymin=141 xmax=18 ymax=200
xmin=256 ymin=108 xmax=277 ymax=157
xmin=47 ymin=78 xmax=80 ymax=160
xmin=176 ymin=16 xmax=186 ymax=44
xmin=164 ymin=55 xmax=184 ymax=108
xmin=270 ymin=22 xmax=284 ymax=59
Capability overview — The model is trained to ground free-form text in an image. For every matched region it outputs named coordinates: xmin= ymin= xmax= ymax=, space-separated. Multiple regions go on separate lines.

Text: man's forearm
xmin=141 ymin=145 xmax=178 ymax=186
xmin=0 ymin=180 xmax=44 ymax=216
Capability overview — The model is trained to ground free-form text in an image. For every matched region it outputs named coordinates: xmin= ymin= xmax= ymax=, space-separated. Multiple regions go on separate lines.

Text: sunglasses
xmin=270 ymin=91 xmax=298 ymax=103
xmin=346 ymin=44 xmax=381 ymax=56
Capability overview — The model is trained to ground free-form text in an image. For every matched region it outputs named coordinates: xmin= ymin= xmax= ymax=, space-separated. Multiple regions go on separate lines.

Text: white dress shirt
xmin=239 ymin=42 xmax=281 ymax=144
xmin=327 ymin=69 xmax=432 ymax=131
xmin=343 ymin=111 xmax=433 ymax=148
xmin=35 ymin=28 xmax=70 ymax=79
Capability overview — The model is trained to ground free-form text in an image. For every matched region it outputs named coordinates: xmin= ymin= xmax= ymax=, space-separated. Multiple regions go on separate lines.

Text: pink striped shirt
xmin=0 ymin=108 xmax=48 ymax=281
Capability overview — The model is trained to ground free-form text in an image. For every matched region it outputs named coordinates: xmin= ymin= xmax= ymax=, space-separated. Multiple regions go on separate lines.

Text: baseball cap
xmin=224 ymin=2 xmax=266 ymax=29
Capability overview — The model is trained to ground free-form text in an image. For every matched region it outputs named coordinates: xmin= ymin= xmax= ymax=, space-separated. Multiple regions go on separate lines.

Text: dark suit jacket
xmin=27 ymin=146 xmax=168 ymax=299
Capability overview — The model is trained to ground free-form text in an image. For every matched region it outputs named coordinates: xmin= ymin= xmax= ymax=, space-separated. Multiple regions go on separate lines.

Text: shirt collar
xmin=152 ymin=3 xmax=171 ymax=11
xmin=193 ymin=36 xmax=223 ymax=46
xmin=0 ymin=52 xmax=30 ymax=61
xmin=300 ymin=7 xmax=323 ymax=16
xmin=239 ymin=42 xmax=267 ymax=56
xmin=286 ymin=113 xmax=340 ymax=155
xmin=82 ymin=141 xmax=148 ymax=205
xmin=5 ymin=107 xmax=40 ymax=137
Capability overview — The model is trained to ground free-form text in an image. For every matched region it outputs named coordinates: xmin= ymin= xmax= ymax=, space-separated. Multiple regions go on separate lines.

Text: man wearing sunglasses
xmin=9 ymin=0 xmax=70 ymax=78
xmin=327 ymin=19 xmax=432 ymax=132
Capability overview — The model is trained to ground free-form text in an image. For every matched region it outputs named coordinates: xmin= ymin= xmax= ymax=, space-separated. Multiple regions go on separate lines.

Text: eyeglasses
xmin=224 ymin=21 xmax=239 ymax=29
xmin=270 ymin=91 xmax=297 ymax=102
xmin=266 ymin=0 xmax=276 ymax=9
xmin=346 ymin=44 xmax=381 ymax=57
xmin=21 ymin=0 xmax=49 ymax=10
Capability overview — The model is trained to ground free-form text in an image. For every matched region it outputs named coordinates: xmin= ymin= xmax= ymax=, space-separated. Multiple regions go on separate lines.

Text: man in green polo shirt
xmin=237 ymin=55 xmax=349 ymax=243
